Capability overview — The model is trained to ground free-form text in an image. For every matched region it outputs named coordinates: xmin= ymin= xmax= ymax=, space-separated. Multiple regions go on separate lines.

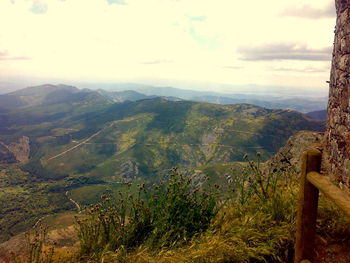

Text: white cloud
xmin=237 ymin=43 xmax=332 ymax=61
xmin=281 ymin=2 xmax=335 ymax=19
xmin=0 ymin=0 xmax=335 ymax=91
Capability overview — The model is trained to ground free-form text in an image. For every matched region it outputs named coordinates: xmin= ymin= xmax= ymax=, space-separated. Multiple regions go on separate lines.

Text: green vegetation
xmin=0 ymin=160 xmax=278 ymax=261
xmin=0 ymin=165 xmax=74 ymax=243
xmin=6 ymin=157 xmax=350 ymax=263
xmin=0 ymin=85 xmax=325 ymax=246
xmin=76 ymin=168 xmax=217 ymax=261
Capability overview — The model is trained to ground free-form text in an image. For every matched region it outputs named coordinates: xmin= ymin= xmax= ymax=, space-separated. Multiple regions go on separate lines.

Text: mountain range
xmin=0 ymin=84 xmax=325 ymax=242
xmin=76 ymin=83 xmax=328 ymax=113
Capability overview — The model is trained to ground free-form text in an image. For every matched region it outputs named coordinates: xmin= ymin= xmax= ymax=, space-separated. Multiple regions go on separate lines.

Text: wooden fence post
xmin=294 ymin=149 xmax=322 ymax=263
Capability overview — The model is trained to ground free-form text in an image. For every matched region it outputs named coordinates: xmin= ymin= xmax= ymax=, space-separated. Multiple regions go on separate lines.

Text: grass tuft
xmin=16 ymin=157 xmax=350 ymax=263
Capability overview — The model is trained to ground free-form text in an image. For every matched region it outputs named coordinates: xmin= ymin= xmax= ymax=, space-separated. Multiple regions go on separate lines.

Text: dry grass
xmin=5 ymin=164 xmax=350 ymax=263
xmin=95 ymin=195 xmax=297 ymax=263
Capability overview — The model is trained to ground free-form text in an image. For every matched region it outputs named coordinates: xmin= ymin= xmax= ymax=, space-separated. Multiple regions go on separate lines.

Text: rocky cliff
xmin=268 ymin=131 xmax=323 ymax=173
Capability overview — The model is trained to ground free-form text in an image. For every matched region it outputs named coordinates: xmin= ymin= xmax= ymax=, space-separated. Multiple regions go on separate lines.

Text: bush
xmin=229 ymin=153 xmax=297 ymax=222
xmin=11 ymin=227 xmax=55 ymax=263
xmin=76 ymin=189 xmax=152 ymax=260
xmin=148 ymin=167 xmax=217 ymax=248
xmin=76 ymin=167 xmax=218 ymax=261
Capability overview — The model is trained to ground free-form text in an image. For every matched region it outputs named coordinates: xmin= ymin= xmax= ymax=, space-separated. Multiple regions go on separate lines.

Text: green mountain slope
xmin=0 ymin=85 xmax=325 ymax=242
xmin=1 ymin=96 xmax=324 ymax=179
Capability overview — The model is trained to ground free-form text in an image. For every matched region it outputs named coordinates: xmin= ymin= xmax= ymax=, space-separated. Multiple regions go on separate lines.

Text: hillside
xmin=2 ymin=131 xmax=349 ymax=263
xmin=0 ymin=84 xmax=325 ymax=242
xmin=0 ymin=86 xmax=325 ymax=178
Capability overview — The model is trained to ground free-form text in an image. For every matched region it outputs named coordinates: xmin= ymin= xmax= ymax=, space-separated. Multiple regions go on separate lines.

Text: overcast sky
xmin=0 ymin=0 xmax=336 ymax=93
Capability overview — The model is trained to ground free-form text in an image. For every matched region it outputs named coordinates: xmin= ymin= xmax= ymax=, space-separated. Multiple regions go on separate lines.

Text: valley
xmin=0 ymin=84 xmax=325 ymax=243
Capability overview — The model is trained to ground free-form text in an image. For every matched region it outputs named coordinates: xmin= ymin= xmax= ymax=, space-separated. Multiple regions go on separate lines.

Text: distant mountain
xmin=0 ymin=84 xmax=111 ymax=109
xmin=99 ymin=84 xmax=270 ymax=100
xmin=96 ymin=89 xmax=154 ymax=102
xmin=77 ymin=83 xmax=328 ymax=113
xmin=0 ymin=83 xmax=24 ymax=95
xmin=138 ymin=88 xmax=327 ymax=113
xmin=78 ymin=81 xmax=328 ymax=98
xmin=0 ymin=85 xmax=183 ymax=110
xmin=79 ymin=83 xmax=220 ymax=100
xmin=191 ymin=96 xmax=327 ymax=112
xmin=306 ymin=109 xmax=327 ymax=121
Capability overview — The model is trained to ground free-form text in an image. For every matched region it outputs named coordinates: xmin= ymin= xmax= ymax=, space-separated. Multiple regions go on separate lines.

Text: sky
xmin=0 ymin=0 xmax=336 ymax=93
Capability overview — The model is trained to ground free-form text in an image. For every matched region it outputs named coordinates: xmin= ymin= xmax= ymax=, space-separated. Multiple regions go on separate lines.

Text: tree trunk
xmin=323 ymin=0 xmax=350 ymax=189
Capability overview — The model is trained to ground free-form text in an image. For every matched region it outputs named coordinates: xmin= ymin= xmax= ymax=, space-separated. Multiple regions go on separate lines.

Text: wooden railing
xmin=294 ymin=149 xmax=350 ymax=263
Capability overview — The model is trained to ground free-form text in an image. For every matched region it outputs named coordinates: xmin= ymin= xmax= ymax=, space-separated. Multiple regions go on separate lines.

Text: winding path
xmin=47 ymin=123 xmax=113 ymax=161
xmin=65 ymin=191 xmax=81 ymax=213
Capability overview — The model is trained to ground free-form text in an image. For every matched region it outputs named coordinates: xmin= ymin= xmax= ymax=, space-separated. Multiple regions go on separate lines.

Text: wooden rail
xmin=294 ymin=149 xmax=350 ymax=263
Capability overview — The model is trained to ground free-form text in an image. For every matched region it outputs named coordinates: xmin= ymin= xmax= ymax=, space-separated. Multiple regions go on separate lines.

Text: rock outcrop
xmin=323 ymin=0 xmax=350 ymax=189
xmin=268 ymin=131 xmax=323 ymax=173
xmin=0 ymin=143 xmax=17 ymax=164
xmin=7 ymin=136 xmax=30 ymax=163
xmin=0 ymin=136 xmax=30 ymax=164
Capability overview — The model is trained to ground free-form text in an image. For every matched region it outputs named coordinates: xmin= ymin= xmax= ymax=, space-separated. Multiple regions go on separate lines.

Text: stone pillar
xmin=323 ymin=0 xmax=350 ymax=189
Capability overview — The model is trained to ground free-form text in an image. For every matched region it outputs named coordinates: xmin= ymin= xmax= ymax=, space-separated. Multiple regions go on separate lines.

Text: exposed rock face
xmin=119 ymin=159 xmax=139 ymax=179
xmin=0 ymin=136 xmax=30 ymax=164
xmin=268 ymin=131 xmax=323 ymax=173
xmin=7 ymin=136 xmax=30 ymax=163
xmin=0 ymin=143 xmax=17 ymax=164
xmin=200 ymin=133 xmax=217 ymax=158
xmin=323 ymin=0 xmax=350 ymax=188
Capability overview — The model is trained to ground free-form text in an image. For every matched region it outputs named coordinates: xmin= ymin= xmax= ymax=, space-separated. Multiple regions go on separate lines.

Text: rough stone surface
xmin=7 ymin=136 xmax=30 ymax=163
xmin=268 ymin=131 xmax=323 ymax=173
xmin=119 ymin=159 xmax=139 ymax=179
xmin=323 ymin=0 xmax=350 ymax=189
xmin=0 ymin=136 xmax=30 ymax=164
xmin=0 ymin=143 xmax=17 ymax=164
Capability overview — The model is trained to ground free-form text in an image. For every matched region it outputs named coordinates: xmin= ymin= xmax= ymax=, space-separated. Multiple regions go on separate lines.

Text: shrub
xmin=76 ymin=188 xmax=152 ymax=261
xmin=76 ymin=167 xmax=218 ymax=261
xmin=148 ymin=167 xmax=217 ymax=248
xmin=11 ymin=227 xmax=55 ymax=263
xmin=229 ymin=153 xmax=297 ymax=222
